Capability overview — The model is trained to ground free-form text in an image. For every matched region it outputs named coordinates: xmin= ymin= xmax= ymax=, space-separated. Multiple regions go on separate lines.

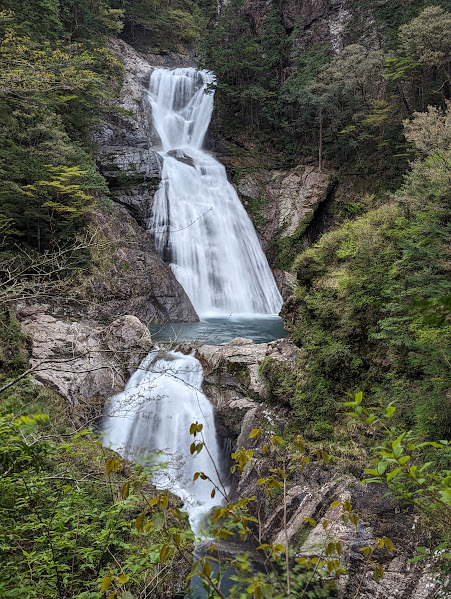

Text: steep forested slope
xmin=0 ymin=0 xmax=450 ymax=597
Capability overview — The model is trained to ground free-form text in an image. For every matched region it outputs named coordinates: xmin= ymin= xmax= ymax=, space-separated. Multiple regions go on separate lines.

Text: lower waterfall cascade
xmin=102 ymin=67 xmax=283 ymax=534
xmin=101 ymin=350 xmax=225 ymax=532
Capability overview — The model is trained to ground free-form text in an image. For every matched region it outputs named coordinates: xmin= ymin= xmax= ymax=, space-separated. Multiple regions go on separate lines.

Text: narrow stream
xmin=102 ymin=68 xmax=284 ymax=551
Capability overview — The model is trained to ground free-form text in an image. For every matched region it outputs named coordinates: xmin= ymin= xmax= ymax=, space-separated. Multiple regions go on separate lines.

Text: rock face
xmin=17 ymin=305 xmax=153 ymax=408
xmin=236 ymin=164 xmax=334 ymax=254
xmin=77 ymin=205 xmax=198 ymax=323
xmin=240 ymin=0 xmax=367 ymax=54
xmin=197 ymin=337 xmax=299 ymax=436
xmin=91 ymin=37 xmax=198 ymax=322
xmin=197 ymin=337 xmax=442 ymax=599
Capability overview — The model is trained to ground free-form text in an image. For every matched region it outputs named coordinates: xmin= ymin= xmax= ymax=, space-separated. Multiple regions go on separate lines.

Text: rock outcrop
xmin=17 ymin=304 xmax=153 ymax=409
xmin=78 ymin=205 xmax=198 ymax=323
xmin=239 ymin=0 xmax=375 ymax=54
xmin=90 ymin=37 xmax=198 ymax=322
xmin=197 ymin=336 xmax=443 ymax=599
xmin=236 ymin=164 xmax=335 ymax=254
xmin=197 ymin=336 xmax=299 ymax=436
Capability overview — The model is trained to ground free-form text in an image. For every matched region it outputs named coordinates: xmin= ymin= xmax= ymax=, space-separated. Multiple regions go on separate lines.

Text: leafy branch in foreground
xmin=148 ymin=423 xmax=394 ymax=599
xmin=346 ymin=391 xmax=451 ymax=558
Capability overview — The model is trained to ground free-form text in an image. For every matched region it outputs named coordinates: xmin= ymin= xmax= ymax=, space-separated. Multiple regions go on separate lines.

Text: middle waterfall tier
xmin=148 ymin=68 xmax=283 ymax=318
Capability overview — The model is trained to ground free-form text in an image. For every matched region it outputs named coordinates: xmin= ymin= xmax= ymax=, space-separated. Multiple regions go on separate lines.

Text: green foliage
xmin=346 ymin=392 xmax=451 ymax=547
xmin=0 ymin=310 xmax=30 ymax=378
xmin=278 ymin=201 xmax=451 ymax=438
xmin=0 ymin=7 xmax=121 ymax=255
xmin=0 ymin=368 xmax=192 ymax=598
xmin=201 ymin=2 xmax=450 ymax=178
xmin=0 ymin=414 xmax=192 ymax=597
xmin=273 ymin=104 xmax=451 ymax=440
xmin=117 ymin=0 xmax=203 ymax=52
xmin=0 ymin=308 xmax=192 ymax=598
xmin=21 ymin=164 xmax=106 ymax=249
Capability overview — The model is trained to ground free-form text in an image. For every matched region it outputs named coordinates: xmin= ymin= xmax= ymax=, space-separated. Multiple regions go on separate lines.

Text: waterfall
xmin=102 ymin=67 xmax=283 ymax=534
xmin=148 ymin=68 xmax=283 ymax=317
xmin=102 ymin=350 xmax=225 ymax=532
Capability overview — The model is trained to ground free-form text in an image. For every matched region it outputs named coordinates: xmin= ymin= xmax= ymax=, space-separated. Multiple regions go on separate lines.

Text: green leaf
xmin=387 ymin=467 xmax=402 ymax=482
xmin=377 ymin=462 xmax=388 ymax=475
xmin=393 ymin=444 xmax=403 ymax=459
xmin=364 ymin=469 xmax=379 ymax=476
xmin=386 ymin=406 xmax=396 ymax=418
xmin=201 ymin=561 xmax=212 ymax=577
xmin=101 ymin=576 xmax=112 ymax=591
xmin=409 ymin=466 xmax=417 ymax=479
xmin=105 ymin=457 xmax=121 ymax=475
xmin=121 ymin=482 xmax=130 ymax=499
xmin=152 ymin=512 xmax=165 ymax=531
xmin=304 ymin=517 xmax=316 ymax=527
xmin=249 ymin=428 xmax=261 ymax=439
xmin=135 ymin=513 xmax=145 ymax=532
xmin=439 ymin=489 xmax=451 ymax=503
xmin=160 ymin=544 xmax=170 ymax=562
xmin=409 ymin=555 xmax=427 ymax=563
xmin=386 ymin=538 xmax=394 ymax=552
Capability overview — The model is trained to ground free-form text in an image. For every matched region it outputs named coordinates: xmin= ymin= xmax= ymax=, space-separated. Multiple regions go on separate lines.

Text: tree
xmin=398 ymin=5 xmax=451 ymax=102
xmin=22 ymin=165 xmax=104 ymax=249
xmin=402 ymin=101 xmax=451 ymax=206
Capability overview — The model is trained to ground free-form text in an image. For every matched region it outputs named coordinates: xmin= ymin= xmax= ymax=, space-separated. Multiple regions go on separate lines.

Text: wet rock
xmin=93 ymin=38 xmax=157 ymax=149
xmin=102 ymin=314 xmax=153 ymax=375
xmin=99 ymin=147 xmax=162 ymax=181
xmin=78 ymin=204 xmax=198 ymax=324
xmin=167 ymin=149 xmax=196 ymax=167
xmin=237 ymin=164 xmax=334 ymax=253
xmin=197 ymin=337 xmax=299 ymax=437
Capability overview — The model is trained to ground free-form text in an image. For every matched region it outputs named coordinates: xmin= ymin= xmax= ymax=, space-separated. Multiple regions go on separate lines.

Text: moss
xmin=0 ymin=310 xmax=31 ymax=381
xmin=283 ymin=200 xmax=451 ymax=440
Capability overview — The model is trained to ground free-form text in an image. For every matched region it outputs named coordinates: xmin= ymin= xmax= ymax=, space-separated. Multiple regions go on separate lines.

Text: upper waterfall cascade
xmin=148 ymin=68 xmax=283 ymax=317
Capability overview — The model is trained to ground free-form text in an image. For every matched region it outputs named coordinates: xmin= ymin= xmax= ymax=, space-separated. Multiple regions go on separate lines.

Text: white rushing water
xmin=102 ymin=350 xmax=225 ymax=533
xmin=148 ymin=68 xmax=283 ymax=317
xmin=103 ymin=68 xmax=283 ymax=534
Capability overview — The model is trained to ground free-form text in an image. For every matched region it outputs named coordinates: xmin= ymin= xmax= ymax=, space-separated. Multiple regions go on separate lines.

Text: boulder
xmin=17 ymin=305 xmax=153 ymax=406
xmin=102 ymin=314 xmax=153 ymax=375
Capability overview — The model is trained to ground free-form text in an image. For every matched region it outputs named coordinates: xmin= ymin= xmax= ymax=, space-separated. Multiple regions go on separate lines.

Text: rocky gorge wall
xmin=196 ymin=337 xmax=444 ymax=599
